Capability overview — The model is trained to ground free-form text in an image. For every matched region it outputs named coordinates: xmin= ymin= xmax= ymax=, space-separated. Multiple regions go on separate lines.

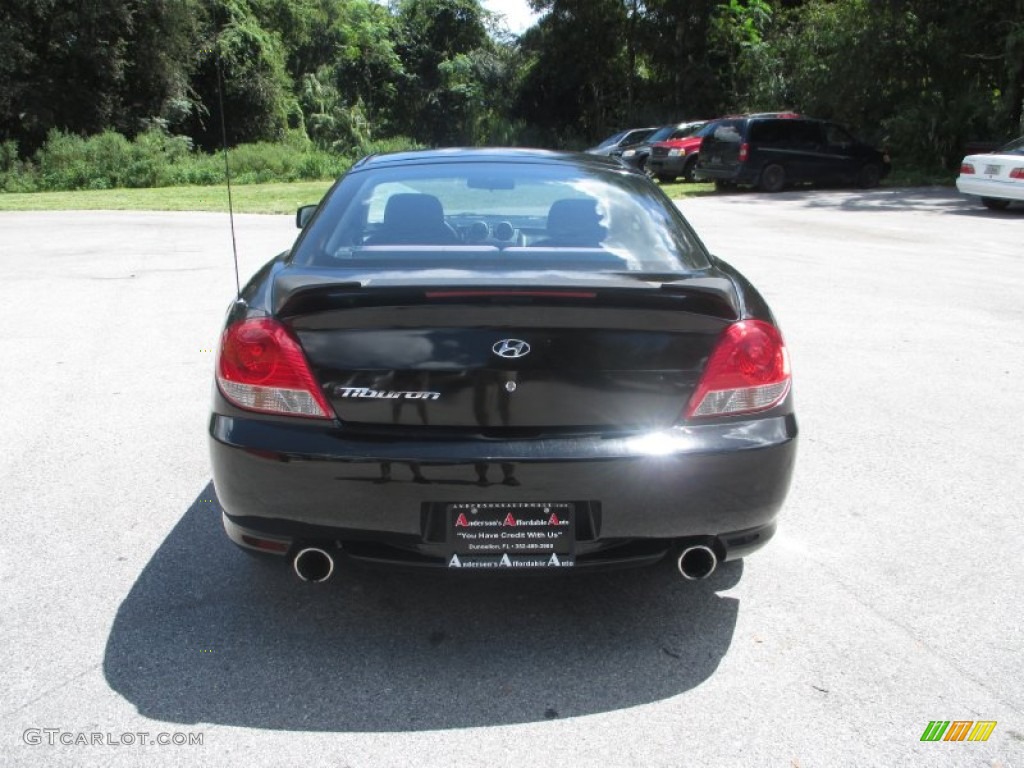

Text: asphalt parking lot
xmin=0 ymin=187 xmax=1021 ymax=767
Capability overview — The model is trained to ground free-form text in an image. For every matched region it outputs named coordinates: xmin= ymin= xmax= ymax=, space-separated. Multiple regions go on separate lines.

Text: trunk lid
xmin=276 ymin=272 xmax=738 ymax=433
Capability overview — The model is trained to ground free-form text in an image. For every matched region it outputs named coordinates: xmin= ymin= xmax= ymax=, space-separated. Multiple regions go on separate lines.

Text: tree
xmin=639 ymin=0 xmax=722 ymax=121
xmin=186 ymin=0 xmax=297 ymax=149
xmin=0 ymin=0 xmax=133 ymax=153
xmin=393 ymin=0 xmax=493 ymax=144
xmin=119 ymin=0 xmax=202 ymax=133
xmin=733 ymin=0 xmax=1024 ymax=166
xmin=516 ymin=0 xmax=629 ymax=145
xmin=0 ymin=0 xmax=205 ymax=154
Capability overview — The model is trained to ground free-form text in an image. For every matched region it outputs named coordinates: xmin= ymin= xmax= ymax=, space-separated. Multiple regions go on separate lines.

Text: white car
xmin=956 ymin=136 xmax=1024 ymax=210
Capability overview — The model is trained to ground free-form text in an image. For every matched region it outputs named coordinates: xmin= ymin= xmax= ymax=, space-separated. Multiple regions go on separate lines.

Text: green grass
xmin=0 ymin=169 xmax=955 ymax=215
xmin=0 ymin=180 xmax=335 ymax=214
xmin=0 ymin=177 xmax=717 ymax=213
xmin=658 ymin=181 xmax=717 ymax=199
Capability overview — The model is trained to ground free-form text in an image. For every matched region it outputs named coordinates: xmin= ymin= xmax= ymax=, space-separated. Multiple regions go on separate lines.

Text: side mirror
xmin=296 ymin=204 xmax=317 ymax=229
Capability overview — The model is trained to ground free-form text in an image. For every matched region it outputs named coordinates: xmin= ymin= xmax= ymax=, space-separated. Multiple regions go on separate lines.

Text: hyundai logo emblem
xmin=492 ymin=339 xmax=531 ymax=359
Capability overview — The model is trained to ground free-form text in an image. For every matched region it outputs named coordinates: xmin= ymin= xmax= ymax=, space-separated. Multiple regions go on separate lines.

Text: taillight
xmin=684 ymin=320 xmax=791 ymax=419
xmin=216 ymin=318 xmax=332 ymax=419
xmin=738 ymin=143 xmax=749 ymax=163
xmin=1010 ymin=167 xmax=1024 ymax=180
xmin=241 ymin=534 xmax=290 ymax=553
xmin=960 ymin=163 xmax=975 ymax=175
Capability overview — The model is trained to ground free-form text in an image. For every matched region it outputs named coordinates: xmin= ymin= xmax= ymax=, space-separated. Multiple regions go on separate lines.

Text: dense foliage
xmin=1 ymin=0 xmax=1021 ymax=191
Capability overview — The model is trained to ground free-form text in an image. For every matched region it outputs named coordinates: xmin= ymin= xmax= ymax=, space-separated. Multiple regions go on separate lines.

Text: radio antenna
xmin=216 ymin=53 xmax=242 ymax=299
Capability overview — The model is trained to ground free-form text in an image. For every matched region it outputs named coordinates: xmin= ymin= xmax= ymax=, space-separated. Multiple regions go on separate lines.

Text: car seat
xmin=363 ymin=193 xmax=460 ymax=245
xmin=533 ymin=197 xmax=608 ymax=247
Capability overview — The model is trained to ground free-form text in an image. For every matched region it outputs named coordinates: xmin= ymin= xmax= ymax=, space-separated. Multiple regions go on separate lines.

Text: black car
xmin=695 ymin=116 xmax=890 ymax=191
xmin=614 ymin=121 xmax=706 ymax=172
xmin=209 ymin=148 xmax=797 ymax=582
xmin=585 ymin=127 xmax=657 ymax=156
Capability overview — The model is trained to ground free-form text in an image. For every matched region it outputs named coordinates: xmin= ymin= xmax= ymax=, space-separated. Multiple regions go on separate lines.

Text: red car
xmin=646 ymin=122 xmax=714 ymax=182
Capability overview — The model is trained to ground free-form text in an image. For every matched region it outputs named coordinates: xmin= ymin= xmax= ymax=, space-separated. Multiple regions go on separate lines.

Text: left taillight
xmin=216 ymin=318 xmax=332 ymax=419
xmin=683 ymin=319 xmax=791 ymax=419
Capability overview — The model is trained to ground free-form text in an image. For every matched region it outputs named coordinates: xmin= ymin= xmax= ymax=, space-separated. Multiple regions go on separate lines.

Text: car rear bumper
xmin=209 ymin=413 xmax=798 ymax=567
xmin=956 ymin=176 xmax=1024 ymax=202
xmin=647 ymin=156 xmax=689 ymax=176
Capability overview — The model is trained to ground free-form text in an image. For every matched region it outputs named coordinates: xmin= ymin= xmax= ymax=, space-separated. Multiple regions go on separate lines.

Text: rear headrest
xmin=546 ymin=197 xmax=607 ymax=242
xmin=383 ymin=193 xmax=446 ymax=232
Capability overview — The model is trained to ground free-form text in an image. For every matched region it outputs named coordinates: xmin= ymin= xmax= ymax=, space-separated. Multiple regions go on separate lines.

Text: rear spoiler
xmin=274 ymin=274 xmax=363 ymax=317
xmin=274 ymin=274 xmax=739 ymax=320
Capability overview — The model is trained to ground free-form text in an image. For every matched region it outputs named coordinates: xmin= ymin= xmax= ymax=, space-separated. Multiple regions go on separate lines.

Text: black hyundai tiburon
xmin=209 ymin=148 xmax=797 ymax=582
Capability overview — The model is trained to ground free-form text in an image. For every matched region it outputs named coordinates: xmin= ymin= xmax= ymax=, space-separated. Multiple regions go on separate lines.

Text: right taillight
xmin=1010 ymin=167 xmax=1024 ymax=180
xmin=216 ymin=318 xmax=332 ymax=419
xmin=738 ymin=142 xmax=749 ymax=163
xmin=684 ymin=319 xmax=791 ymax=419
xmin=960 ymin=163 xmax=975 ymax=174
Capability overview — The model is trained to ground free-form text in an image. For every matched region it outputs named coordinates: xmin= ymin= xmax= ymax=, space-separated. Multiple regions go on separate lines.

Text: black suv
xmin=694 ymin=117 xmax=890 ymax=191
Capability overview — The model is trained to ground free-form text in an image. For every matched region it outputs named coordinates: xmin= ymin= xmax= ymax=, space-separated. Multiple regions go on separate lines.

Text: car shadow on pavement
xmin=103 ymin=482 xmax=742 ymax=732
xmin=800 ymin=186 xmax=967 ymax=212
xmin=695 ymin=184 xmax=1019 ymax=215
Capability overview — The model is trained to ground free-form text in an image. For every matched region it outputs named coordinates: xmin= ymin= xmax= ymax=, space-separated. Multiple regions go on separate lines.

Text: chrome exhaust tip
xmin=293 ymin=547 xmax=335 ymax=583
xmin=677 ymin=545 xmax=718 ymax=580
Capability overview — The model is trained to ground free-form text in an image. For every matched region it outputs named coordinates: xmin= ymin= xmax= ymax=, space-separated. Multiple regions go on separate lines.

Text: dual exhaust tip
xmin=676 ymin=544 xmax=718 ymax=581
xmin=293 ymin=543 xmax=718 ymax=582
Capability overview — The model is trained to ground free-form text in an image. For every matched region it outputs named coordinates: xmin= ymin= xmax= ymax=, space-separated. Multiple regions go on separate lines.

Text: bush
xmin=0 ymin=128 xmax=424 ymax=193
xmin=174 ymin=156 xmax=225 ymax=186
xmin=0 ymin=140 xmax=38 ymax=192
xmin=348 ymin=135 xmax=423 ymax=161
xmin=30 ymin=127 xmax=196 ymax=190
xmin=35 ymin=130 xmax=95 ymax=190
xmin=130 ymin=127 xmax=192 ymax=187
xmin=169 ymin=141 xmax=348 ymax=186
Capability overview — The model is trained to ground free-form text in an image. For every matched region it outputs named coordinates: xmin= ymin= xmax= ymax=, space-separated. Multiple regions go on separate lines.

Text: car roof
xmin=646 ymin=120 xmax=701 ymax=132
xmin=353 ymin=147 xmax=630 ymax=173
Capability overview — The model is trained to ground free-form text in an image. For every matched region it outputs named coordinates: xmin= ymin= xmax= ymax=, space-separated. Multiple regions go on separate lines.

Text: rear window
xmin=622 ymin=128 xmax=655 ymax=145
xmin=998 ymin=137 xmax=1024 ymax=155
xmin=291 ymin=160 xmax=710 ymax=274
xmin=645 ymin=125 xmax=676 ymax=143
xmin=709 ymin=121 xmax=743 ymax=144
xmin=668 ymin=123 xmax=705 ymax=140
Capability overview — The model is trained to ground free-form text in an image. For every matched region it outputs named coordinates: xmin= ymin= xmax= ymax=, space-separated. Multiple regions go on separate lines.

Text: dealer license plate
xmin=447 ymin=502 xmax=575 ymax=569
